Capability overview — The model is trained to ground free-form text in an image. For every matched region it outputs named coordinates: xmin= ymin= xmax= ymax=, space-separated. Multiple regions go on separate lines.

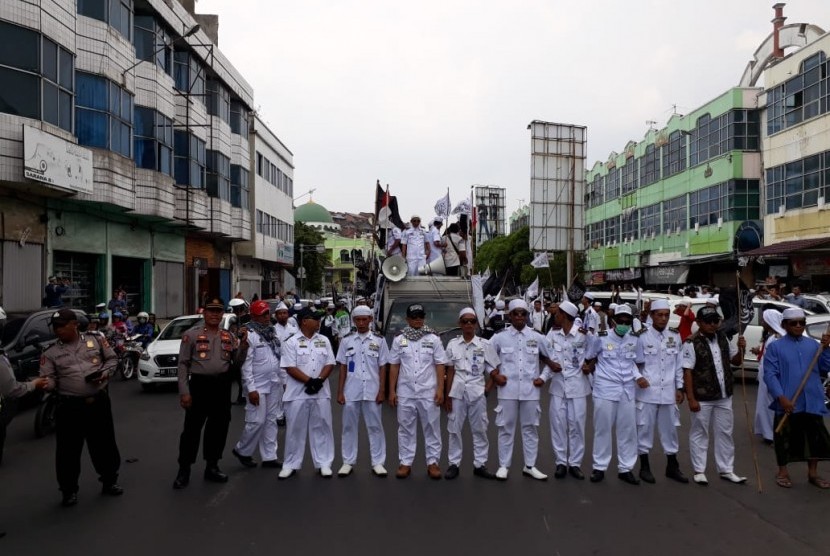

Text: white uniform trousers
xmin=447 ymin=394 xmax=489 ymax=468
xmin=495 ymin=399 xmax=541 ymax=469
xmin=592 ymin=397 xmax=638 ymax=473
xmin=341 ymin=400 xmax=386 ymax=467
xmin=406 ymin=257 xmax=426 ymax=276
xmin=283 ymin=398 xmax=334 ymax=471
xmin=636 ymin=402 xmax=679 ymax=456
xmin=689 ymin=397 xmax=735 ymax=474
xmin=549 ymin=395 xmax=588 ymax=467
xmin=397 ymin=397 xmax=442 ymax=466
xmin=754 ymin=366 xmax=774 ymax=442
xmin=234 ymin=390 xmax=280 ymax=460
xmin=274 ymin=382 xmax=285 ymax=420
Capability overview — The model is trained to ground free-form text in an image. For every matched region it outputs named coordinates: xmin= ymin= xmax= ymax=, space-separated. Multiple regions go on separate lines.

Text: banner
xmin=530 ymin=252 xmax=550 ymax=269
xmin=452 ymin=199 xmax=471 ymax=215
xmin=434 ymin=191 xmax=451 ymax=220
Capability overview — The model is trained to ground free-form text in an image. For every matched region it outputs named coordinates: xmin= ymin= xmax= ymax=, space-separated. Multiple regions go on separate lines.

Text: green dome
xmin=294 ymin=200 xmax=333 ymax=223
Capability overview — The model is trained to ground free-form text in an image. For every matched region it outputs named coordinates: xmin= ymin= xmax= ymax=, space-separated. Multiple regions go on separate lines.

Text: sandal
xmin=808 ymin=476 xmax=830 ymax=489
xmin=775 ymin=475 xmax=792 ymax=488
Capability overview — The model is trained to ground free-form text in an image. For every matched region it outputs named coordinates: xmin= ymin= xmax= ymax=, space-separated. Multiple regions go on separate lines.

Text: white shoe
xmin=522 ymin=466 xmax=548 ymax=481
xmin=372 ymin=464 xmax=387 ymax=477
xmin=320 ymin=467 xmax=333 ymax=478
xmin=495 ymin=466 xmax=509 ymax=481
xmin=720 ymin=472 xmax=747 ymax=484
xmin=337 ymin=464 xmax=353 ymax=477
xmin=692 ymin=473 xmax=708 ymax=485
xmin=278 ymin=467 xmax=295 ymax=480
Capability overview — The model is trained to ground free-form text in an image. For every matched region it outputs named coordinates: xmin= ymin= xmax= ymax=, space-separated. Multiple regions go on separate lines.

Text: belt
xmin=189 ymin=372 xmax=230 ymax=380
xmin=58 ymin=390 xmax=107 ymax=404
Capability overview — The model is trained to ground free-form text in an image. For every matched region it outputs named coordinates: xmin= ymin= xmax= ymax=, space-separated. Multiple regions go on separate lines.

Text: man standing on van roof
xmin=401 ymin=215 xmax=430 ymax=276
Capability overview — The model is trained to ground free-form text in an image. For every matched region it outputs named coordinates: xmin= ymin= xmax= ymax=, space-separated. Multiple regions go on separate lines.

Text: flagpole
xmin=736 ymin=270 xmax=762 ymax=493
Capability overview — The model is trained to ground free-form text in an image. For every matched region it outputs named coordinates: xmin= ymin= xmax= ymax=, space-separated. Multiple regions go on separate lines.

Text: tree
xmin=293 ymin=222 xmax=327 ymax=295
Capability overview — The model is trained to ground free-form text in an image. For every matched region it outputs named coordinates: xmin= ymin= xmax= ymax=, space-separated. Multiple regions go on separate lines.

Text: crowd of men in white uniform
xmin=224 ymin=292 xmax=830 ymax=487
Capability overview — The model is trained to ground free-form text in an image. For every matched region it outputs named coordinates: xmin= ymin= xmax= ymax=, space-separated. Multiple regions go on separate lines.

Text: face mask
xmin=615 ymin=324 xmax=631 ymax=336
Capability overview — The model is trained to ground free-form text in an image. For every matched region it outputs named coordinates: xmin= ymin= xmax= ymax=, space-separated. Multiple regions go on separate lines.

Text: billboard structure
xmin=473 ymin=185 xmax=505 ymax=248
xmin=528 ymin=121 xmax=586 ymax=280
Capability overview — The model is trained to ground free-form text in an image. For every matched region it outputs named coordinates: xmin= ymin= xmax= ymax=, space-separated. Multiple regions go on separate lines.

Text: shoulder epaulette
xmin=632 ymin=328 xmax=647 ymax=337
xmin=598 ymin=331 xmax=608 ymax=336
xmin=669 ymin=327 xmax=679 ymax=334
xmin=343 ymin=332 xmax=354 ymax=338
xmin=373 ymin=331 xmax=384 ymax=338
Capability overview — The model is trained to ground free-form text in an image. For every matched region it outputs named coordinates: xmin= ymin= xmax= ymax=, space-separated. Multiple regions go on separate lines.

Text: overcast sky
xmin=198 ymin=0 xmax=825 ymax=223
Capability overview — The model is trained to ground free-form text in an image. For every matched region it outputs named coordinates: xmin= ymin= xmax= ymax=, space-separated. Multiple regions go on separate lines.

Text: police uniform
xmin=233 ymin=325 xmax=281 ymax=463
xmin=388 ymin=330 xmax=448 ymax=469
xmin=541 ymin=325 xmax=591 ymax=471
xmin=176 ymin=321 xmax=237 ymax=473
xmin=40 ymin=316 xmax=121 ymax=499
xmin=280 ymin=330 xmax=336 ymax=474
xmin=489 ymin=324 xmax=551 ymax=473
xmin=445 ymin=334 xmax=498 ymax=470
xmin=336 ymin=330 xmax=389 ymax=469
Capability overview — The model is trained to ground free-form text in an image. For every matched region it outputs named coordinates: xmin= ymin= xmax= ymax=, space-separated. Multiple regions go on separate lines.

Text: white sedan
xmin=138 ymin=313 xmax=235 ymax=391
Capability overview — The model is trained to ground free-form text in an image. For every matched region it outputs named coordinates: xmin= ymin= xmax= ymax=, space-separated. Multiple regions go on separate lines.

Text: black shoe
xmin=173 ymin=467 xmax=191 ymax=489
xmin=473 ymin=466 xmax=496 ymax=480
xmin=639 ymin=454 xmax=655 ymax=484
xmin=261 ymin=460 xmax=283 ymax=469
xmin=235 ymin=396 xmax=246 ymax=405
xmin=204 ymin=464 xmax=229 ymax=483
xmin=277 ymin=416 xmax=286 ymax=427
xmin=553 ymin=464 xmax=567 ymax=479
xmin=232 ymin=448 xmax=257 ymax=468
xmin=590 ymin=469 xmax=605 ymax=483
xmin=665 ymin=454 xmax=689 ymax=483
xmin=101 ymin=483 xmax=124 ymax=496
xmin=568 ymin=466 xmax=585 ymax=480
xmin=61 ymin=492 xmax=78 ymax=507
xmin=618 ymin=471 xmax=640 ymax=485
xmin=444 ymin=464 xmax=459 ymax=480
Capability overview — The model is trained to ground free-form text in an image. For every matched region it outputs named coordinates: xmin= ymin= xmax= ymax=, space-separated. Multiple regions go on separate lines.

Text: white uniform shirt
xmin=274 ymin=321 xmax=299 ymax=343
xmin=582 ymin=306 xmax=599 ymax=331
xmin=531 ymin=310 xmax=545 ymax=333
xmin=388 ymin=332 xmax=448 ymax=399
xmin=635 ymin=326 xmax=683 ymax=404
xmin=445 ymin=335 xmax=499 ymax=400
xmin=680 ymin=334 xmax=738 ymax=399
xmin=443 ymin=232 xmax=464 ymax=267
xmin=241 ymin=327 xmax=281 ymax=394
xmin=542 ymin=326 xmax=592 ymax=398
xmin=336 ymin=331 xmax=389 ymax=402
xmin=386 ymin=227 xmax=402 ymax=256
xmin=427 ymin=226 xmax=442 ymax=262
xmin=280 ymin=332 xmax=336 ymax=402
xmin=489 ymin=326 xmax=551 ymax=401
xmin=401 ymin=228 xmax=428 ymax=261
xmin=585 ymin=331 xmax=641 ymax=402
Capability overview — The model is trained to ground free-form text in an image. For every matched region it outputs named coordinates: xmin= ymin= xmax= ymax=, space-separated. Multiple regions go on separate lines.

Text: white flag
xmin=530 ymin=252 xmax=550 ymax=269
xmin=452 ymin=198 xmax=471 ymax=215
xmin=434 ymin=191 xmax=451 ymax=219
xmin=482 ymin=266 xmax=491 ymax=280
xmin=525 ymin=277 xmax=539 ymax=301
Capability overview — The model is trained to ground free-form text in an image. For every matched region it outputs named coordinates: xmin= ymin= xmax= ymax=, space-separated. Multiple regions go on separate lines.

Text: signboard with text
xmin=23 ymin=126 xmax=93 ymax=194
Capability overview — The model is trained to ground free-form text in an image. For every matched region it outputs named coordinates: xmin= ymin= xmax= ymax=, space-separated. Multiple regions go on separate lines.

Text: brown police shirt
xmin=177 ymin=326 xmax=237 ymax=395
xmin=40 ymin=333 xmax=118 ymax=397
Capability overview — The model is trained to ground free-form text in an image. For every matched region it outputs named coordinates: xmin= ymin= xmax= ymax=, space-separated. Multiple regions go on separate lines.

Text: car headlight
xmin=140 ymin=352 xmax=151 ymax=361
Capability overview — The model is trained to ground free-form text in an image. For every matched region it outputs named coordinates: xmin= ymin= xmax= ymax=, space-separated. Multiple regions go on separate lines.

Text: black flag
xmin=720 ymin=275 xmax=755 ymax=339
xmin=567 ymin=278 xmax=587 ymax=304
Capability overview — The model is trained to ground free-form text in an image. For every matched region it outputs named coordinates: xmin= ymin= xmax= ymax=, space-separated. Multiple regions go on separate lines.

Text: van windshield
xmin=384 ymin=300 xmax=471 ymax=346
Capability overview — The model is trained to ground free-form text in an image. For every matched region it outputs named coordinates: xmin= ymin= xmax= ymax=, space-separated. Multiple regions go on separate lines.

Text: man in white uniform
xmin=278 ymin=308 xmax=336 ymax=479
xmin=427 ymin=217 xmax=444 ymax=264
xmin=273 ymin=302 xmax=298 ymax=427
xmin=539 ymin=300 xmax=591 ymax=480
xmin=489 ymin=299 xmax=556 ymax=481
xmin=634 ymin=299 xmax=688 ymax=484
xmin=388 ymin=303 xmax=447 ymax=479
xmin=401 ymin=215 xmax=430 ymax=276
xmin=584 ymin=304 xmax=644 ymax=485
xmin=232 ymin=301 xmax=283 ymax=469
xmin=681 ymin=306 xmax=747 ymax=485
xmin=386 ymin=226 xmax=403 ymax=257
xmin=335 ymin=305 xmax=389 ymax=477
xmin=581 ymin=293 xmax=599 ymax=333
xmin=444 ymin=308 xmax=499 ymax=480
xmin=531 ymin=299 xmax=546 ymax=333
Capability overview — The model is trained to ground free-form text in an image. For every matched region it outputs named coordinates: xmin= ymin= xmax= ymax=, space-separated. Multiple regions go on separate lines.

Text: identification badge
xmin=86 ymin=340 xmax=94 ymax=348
xmin=400 ymin=338 xmax=408 ymax=347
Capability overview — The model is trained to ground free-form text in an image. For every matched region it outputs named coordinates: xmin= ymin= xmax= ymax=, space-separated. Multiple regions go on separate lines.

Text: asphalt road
xmin=1 ymin=376 xmax=829 ymax=556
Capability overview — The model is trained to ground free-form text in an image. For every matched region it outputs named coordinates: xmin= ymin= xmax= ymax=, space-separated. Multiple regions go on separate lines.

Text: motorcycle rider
xmin=111 ymin=312 xmax=131 ymax=336
xmin=133 ymin=312 xmax=154 ymax=348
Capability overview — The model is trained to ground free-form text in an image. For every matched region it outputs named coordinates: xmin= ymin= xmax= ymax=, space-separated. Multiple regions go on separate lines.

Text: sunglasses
xmin=409 ymin=314 xmax=425 ymax=319
xmin=701 ymin=318 xmax=721 ymax=324
xmin=786 ymin=319 xmax=807 ymax=326
xmin=460 ymin=318 xmax=477 ymax=325
xmin=512 ymin=311 xmax=528 ymax=317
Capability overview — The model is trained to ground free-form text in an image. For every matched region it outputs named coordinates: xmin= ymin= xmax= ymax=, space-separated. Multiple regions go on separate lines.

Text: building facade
xmin=0 ymin=0 xmax=254 ymax=315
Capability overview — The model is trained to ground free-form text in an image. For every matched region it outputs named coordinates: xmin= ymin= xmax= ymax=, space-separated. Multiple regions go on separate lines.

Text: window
xmin=621 ymin=160 xmax=638 ymax=195
xmin=230 ymin=100 xmax=248 ymax=137
xmin=586 ymin=221 xmax=604 ymax=248
xmin=767 ymin=53 xmax=829 ymax=135
xmin=605 ymin=167 xmax=620 ymax=201
xmin=134 ymin=107 xmax=173 ymax=175
xmin=174 ymin=131 xmax=205 ymax=188
xmin=133 ymin=15 xmax=173 ymax=76
xmin=206 ymin=150 xmax=230 ymax=201
xmin=230 ymin=164 xmax=249 ymax=209
xmin=690 ymin=110 xmax=758 ymax=166
xmin=586 ymin=174 xmax=604 ymax=208
xmin=0 ymin=21 xmax=74 ymax=131
xmin=689 ymin=183 xmax=727 ymax=227
xmin=174 ymin=51 xmax=204 ymax=103
xmin=766 ymin=151 xmax=830 ymax=213
xmin=621 ymin=209 xmax=639 ymax=240
xmin=639 ymin=144 xmax=659 ymax=187
xmin=640 ymin=203 xmax=660 ymax=238
xmin=662 ymin=195 xmax=687 ymax=234
xmin=75 ymin=71 xmax=132 ymax=156
xmin=256 ymin=151 xmax=264 ymax=176
xmin=78 ymin=0 xmax=133 ymax=41
xmin=206 ymin=78 xmax=230 ymax=123
xmin=661 ymin=130 xmax=686 ymax=178
xmin=728 ymin=179 xmax=761 ymax=220
xmin=603 ymin=216 xmax=620 ymax=245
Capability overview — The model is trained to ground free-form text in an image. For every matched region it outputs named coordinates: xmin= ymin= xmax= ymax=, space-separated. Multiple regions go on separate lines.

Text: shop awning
xmin=740 ymin=237 xmax=830 ymax=257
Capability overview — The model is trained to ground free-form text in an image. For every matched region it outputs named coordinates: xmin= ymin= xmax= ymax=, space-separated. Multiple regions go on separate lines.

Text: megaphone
xmin=418 ymin=256 xmax=447 ymax=276
xmin=382 ymin=255 xmax=407 ymax=282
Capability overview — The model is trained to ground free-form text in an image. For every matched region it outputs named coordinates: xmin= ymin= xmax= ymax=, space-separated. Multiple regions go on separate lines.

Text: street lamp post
xmin=298 ymin=243 xmax=325 ymax=298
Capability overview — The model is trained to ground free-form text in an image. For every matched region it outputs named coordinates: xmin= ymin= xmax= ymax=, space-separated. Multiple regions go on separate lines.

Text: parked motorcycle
xmin=117 ymin=333 xmax=144 ymax=380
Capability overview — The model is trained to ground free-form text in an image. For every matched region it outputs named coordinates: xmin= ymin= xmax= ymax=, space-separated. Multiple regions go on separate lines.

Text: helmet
xmin=250 ymin=300 xmax=270 ymax=316
xmin=112 ymin=311 xmax=123 ymax=319
xmin=137 ymin=311 xmax=149 ymax=323
xmin=228 ymin=298 xmax=247 ymax=311
xmin=98 ymin=312 xmax=110 ymax=322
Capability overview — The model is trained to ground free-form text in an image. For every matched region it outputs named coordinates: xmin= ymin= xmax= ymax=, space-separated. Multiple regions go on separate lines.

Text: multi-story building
xmin=235 ymin=114 xmax=295 ymax=299
xmin=0 ymin=0 xmax=254 ymax=315
xmin=509 ymin=205 xmax=529 ymax=234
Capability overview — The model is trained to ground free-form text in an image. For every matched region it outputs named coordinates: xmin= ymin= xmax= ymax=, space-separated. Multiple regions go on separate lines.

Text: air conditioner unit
xmin=717 ymin=217 xmax=723 ymax=229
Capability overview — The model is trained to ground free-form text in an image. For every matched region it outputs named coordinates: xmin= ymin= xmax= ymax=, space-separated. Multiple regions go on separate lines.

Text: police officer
xmin=40 ymin=308 xmax=123 ymax=507
xmin=335 ymin=305 xmax=389 ymax=477
xmin=173 ymin=298 xmax=241 ymax=489
xmin=232 ymin=300 xmax=282 ymax=469
xmin=444 ymin=307 xmax=499 ymax=480
xmin=278 ymin=307 xmax=336 ymax=479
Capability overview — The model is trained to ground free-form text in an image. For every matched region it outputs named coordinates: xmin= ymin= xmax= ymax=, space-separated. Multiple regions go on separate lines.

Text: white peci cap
xmin=351 ymin=305 xmax=372 ymax=318
xmin=650 ymin=299 xmax=670 ymax=311
xmin=615 ymin=304 xmax=633 ymax=316
xmin=458 ymin=307 xmax=476 ymax=319
xmin=559 ymin=301 xmax=578 ymax=318
xmin=782 ymin=307 xmax=805 ymax=320
xmin=508 ymin=299 xmax=529 ymax=313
